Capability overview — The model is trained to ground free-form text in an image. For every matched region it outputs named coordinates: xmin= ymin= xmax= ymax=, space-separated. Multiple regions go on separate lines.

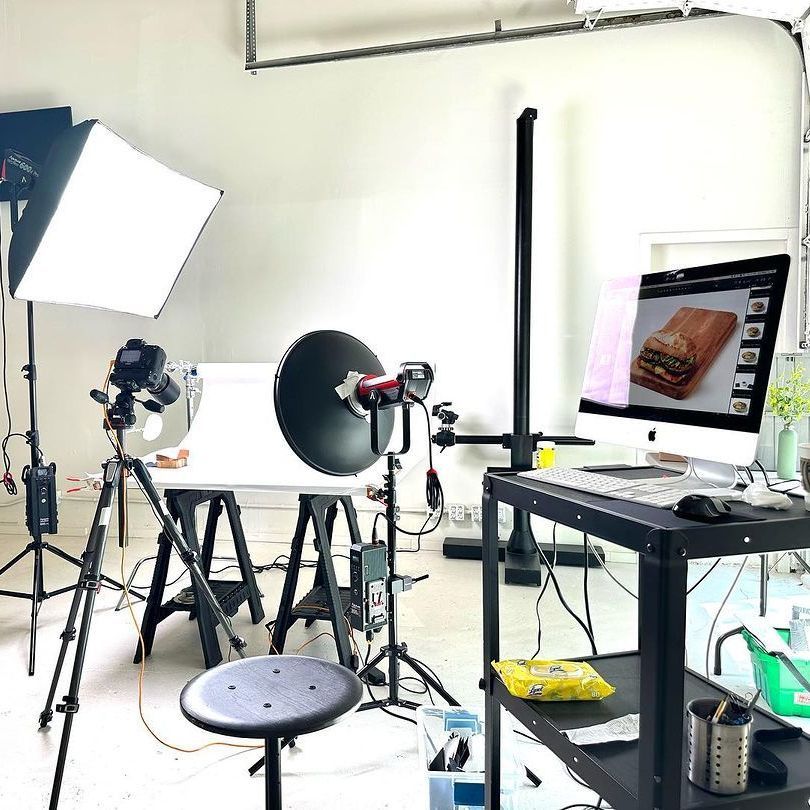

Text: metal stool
xmin=180 ymin=655 xmax=363 ymax=809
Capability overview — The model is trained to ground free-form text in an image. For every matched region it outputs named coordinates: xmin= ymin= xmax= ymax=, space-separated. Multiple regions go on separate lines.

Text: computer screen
xmin=576 ymin=254 xmax=790 ymax=465
xmin=0 ymin=106 xmax=73 ymax=202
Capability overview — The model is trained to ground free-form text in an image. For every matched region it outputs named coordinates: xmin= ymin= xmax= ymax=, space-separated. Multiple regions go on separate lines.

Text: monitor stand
xmin=646 ymin=453 xmax=737 ymax=490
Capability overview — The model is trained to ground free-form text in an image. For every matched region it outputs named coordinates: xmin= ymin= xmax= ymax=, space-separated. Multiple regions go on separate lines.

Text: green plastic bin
xmin=742 ymin=628 xmax=810 ymax=719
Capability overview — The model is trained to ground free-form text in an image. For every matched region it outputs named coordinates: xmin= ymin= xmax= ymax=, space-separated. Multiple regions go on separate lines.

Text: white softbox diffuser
xmin=8 ymin=120 xmax=222 ymax=317
xmin=573 ymin=1 xmax=810 ymax=24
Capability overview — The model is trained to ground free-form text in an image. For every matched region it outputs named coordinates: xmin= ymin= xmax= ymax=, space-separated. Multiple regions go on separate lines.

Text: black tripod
xmin=0 ymin=169 xmax=131 ymax=675
xmin=355 ymin=398 xmax=457 ymax=712
xmin=39 ymin=388 xmax=248 ymax=810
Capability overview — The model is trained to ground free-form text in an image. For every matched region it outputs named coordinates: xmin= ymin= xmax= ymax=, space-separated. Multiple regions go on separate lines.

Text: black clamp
xmin=180 ymin=549 xmax=198 ymax=565
xmin=80 ymin=577 xmax=100 ymax=591
xmin=59 ymin=628 xmax=77 ymax=642
xmin=56 ymin=695 xmax=80 ymax=715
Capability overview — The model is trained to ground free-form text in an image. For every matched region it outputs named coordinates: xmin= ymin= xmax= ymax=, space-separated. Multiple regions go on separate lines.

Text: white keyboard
xmin=518 ymin=467 xmax=739 ymax=509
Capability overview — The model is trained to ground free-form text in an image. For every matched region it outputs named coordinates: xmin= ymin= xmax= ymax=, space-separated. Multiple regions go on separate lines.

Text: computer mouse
xmin=672 ymin=494 xmax=732 ymax=522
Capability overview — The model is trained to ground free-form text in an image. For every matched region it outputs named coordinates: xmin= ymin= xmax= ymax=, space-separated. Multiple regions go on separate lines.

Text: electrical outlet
xmin=498 ymin=504 xmax=507 ymax=525
xmin=448 ymin=504 xmax=466 ymax=522
xmin=470 ymin=504 xmax=483 ymax=523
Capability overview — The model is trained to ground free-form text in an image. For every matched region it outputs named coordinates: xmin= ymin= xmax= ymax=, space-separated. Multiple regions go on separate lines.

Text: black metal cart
xmin=482 ymin=470 xmax=810 ymax=810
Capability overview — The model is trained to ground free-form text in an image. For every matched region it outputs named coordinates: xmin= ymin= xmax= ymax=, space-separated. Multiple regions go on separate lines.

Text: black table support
xmin=135 ymin=489 xmax=264 ymax=669
xmin=482 ymin=470 xmax=810 ymax=810
xmin=270 ymin=493 xmax=361 ymax=669
xmin=637 ymin=531 xmax=688 ymax=810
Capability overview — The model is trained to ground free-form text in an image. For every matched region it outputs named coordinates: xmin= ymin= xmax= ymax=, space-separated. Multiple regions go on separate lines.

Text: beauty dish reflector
xmin=274 ymin=330 xmax=395 ymax=476
xmin=8 ymin=119 xmax=222 ymax=317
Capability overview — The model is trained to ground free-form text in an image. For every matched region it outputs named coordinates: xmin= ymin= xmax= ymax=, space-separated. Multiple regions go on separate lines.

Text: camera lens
xmin=148 ymin=373 xmax=181 ymax=406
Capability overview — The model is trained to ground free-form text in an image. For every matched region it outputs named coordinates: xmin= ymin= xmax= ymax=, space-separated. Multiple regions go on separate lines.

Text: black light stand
xmin=436 ymin=109 xmax=596 ymax=584
xmin=0 ymin=162 xmax=132 ymax=675
xmin=39 ymin=386 xmax=248 ymax=810
xmin=356 ymin=395 xmax=459 ymax=711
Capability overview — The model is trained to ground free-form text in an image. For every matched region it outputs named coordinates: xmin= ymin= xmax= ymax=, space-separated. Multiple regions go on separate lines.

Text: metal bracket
xmin=80 ymin=577 xmax=100 ymax=591
xmin=56 ymin=696 xmax=79 ymax=714
xmin=59 ymin=627 xmax=76 ymax=642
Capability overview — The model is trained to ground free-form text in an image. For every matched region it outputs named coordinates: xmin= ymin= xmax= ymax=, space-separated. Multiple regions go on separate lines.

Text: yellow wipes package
xmin=492 ymin=659 xmax=615 ymax=702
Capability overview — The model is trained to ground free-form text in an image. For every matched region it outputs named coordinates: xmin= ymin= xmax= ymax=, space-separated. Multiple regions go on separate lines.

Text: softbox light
xmin=573 ymin=0 xmax=810 ymax=24
xmin=8 ymin=120 xmax=222 ymax=317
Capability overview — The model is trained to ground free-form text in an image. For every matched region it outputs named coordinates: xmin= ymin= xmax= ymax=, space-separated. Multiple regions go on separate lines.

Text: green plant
xmin=767 ymin=367 xmax=810 ymax=429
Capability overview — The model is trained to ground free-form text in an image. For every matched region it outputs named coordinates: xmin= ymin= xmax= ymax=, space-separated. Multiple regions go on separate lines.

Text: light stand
xmin=39 ymin=385 xmax=247 ymax=810
xmin=0 ymin=161 xmax=132 ymax=675
xmin=356 ymin=395 xmax=458 ymax=711
xmin=436 ymin=109 xmax=595 ymax=584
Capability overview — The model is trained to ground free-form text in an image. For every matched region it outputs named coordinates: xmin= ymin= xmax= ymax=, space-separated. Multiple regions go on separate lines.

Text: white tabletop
xmin=144 ymin=362 xmax=423 ymax=497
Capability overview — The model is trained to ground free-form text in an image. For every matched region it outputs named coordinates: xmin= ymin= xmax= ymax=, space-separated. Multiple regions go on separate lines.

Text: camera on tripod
xmin=91 ymin=339 xmax=181 ymax=428
xmin=110 ymin=339 xmax=181 ymax=408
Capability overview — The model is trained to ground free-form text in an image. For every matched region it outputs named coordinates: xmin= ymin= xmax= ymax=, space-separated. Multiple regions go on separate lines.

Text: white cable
xmin=585 ymin=535 xmax=638 ymax=600
xmin=704 ymin=556 xmax=749 ymax=678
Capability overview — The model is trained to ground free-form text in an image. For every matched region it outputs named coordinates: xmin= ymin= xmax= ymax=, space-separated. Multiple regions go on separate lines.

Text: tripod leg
xmin=400 ymin=651 xmax=460 ymax=707
xmin=0 ymin=544 xmax=32 ymax=579
xmin=41 ymin=543 xmax=84 ymax=569
xmin=356 ymin=647 xmax=388 ymax=682
xmin=131 ymin=460 xmax=246 ymax=658
xmin=40 ymin=476 xmax=118 ymax=726
xmin=48 ymin=467 xmax=118 ymax=808
xmin=29 ymin=544 xmax=43 ymax=675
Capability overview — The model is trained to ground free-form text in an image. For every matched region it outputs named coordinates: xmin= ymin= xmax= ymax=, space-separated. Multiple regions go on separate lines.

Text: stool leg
xmin=265 ymin=737 xmax=282 ymax=810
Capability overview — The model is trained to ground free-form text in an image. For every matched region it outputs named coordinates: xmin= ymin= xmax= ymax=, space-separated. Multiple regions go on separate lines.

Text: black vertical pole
xmin=504 ymin=108 xmax=543 ymax=586
xmin=10 ymin=186 xmax=48 ymax=672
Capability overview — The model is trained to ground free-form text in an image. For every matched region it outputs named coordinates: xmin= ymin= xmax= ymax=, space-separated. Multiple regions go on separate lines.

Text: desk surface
xmin=486 ymin=469 xmax=810 ymax=560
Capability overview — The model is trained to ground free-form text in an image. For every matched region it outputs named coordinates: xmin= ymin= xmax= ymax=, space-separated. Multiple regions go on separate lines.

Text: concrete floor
xmin=0 ymin=531 xmax=808 ymax=809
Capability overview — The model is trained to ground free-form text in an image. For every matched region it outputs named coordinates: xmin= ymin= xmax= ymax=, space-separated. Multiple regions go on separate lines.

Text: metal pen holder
xmin=687 ymin=698 xmax=752 ymax=795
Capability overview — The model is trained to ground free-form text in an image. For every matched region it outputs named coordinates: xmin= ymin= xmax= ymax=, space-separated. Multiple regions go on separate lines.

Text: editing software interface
xmin=580 ymin=257 xmax=788 ymax=433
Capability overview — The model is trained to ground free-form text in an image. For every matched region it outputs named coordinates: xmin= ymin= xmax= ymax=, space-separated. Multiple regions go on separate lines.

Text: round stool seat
xmin=180 ymin=655 xmax=363 ymax=740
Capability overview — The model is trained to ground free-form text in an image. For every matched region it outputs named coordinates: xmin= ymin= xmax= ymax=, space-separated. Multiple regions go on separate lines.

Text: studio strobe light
xmin=273 ymin=330 xmax=457 ymax=722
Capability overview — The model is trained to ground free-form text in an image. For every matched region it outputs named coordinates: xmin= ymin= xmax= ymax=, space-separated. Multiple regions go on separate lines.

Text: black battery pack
xmin=24 ymin=462 xmax=58 ymax=535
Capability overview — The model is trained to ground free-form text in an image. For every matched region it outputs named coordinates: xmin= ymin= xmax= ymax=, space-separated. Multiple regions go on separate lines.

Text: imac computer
xmin=576 ymin=254 xmax=789 ymax=486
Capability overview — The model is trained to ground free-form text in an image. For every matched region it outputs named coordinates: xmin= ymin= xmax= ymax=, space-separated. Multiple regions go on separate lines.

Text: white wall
xmin=0 ymin=3 xmax=804 ymax=535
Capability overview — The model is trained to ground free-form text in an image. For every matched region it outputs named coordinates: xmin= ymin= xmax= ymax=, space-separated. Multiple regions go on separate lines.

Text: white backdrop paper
xmin=146 ymin=363 xmax=422 ymax=495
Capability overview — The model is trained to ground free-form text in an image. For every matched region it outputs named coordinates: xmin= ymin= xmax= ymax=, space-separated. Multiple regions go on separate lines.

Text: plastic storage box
xmin=416 ymin=705 xmax=522 ymax=810
xmin=743 ymin=628 xmax=810 ymax=719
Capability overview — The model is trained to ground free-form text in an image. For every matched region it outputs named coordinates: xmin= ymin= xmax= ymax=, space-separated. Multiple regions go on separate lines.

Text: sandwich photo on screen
xmin=636 ymin=330 xmax=700 ymax=386
xmin=630 ymin=306 xmax=739 ymax=401
xmin=580 ymin=256 xmax=786 ymax=428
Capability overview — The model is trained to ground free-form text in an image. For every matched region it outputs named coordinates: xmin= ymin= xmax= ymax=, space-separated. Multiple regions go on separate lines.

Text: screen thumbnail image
xmin=734 ymin=373 xmax=756 ymax=392
xmin=738 ymin=347 xmax=760 ymax=366
xmin=743 ymin=323 xmax=764 ymax=341
xmin=729 ymin=398 xmax=750 ymax=415
xmin=748 ymin=298 xmax=769 ymax=316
